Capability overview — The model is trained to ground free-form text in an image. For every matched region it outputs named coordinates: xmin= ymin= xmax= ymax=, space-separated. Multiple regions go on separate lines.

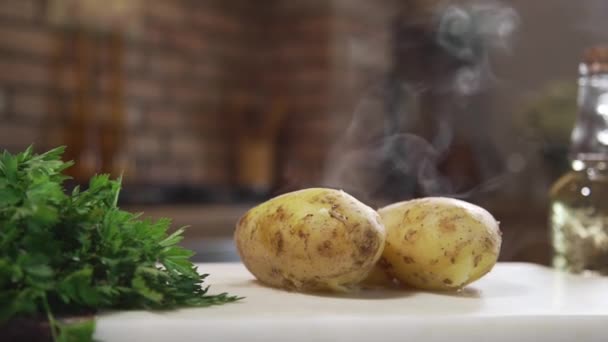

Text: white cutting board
xmin=95 ymin=262 xmax=608 ymax=342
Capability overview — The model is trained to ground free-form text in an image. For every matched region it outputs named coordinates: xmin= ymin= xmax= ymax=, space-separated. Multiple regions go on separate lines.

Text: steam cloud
xmin=323 ymin=0 xmax=519 ymax=206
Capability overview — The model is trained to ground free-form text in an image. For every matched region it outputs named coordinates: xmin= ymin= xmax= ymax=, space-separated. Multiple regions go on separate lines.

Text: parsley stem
xmin=42 ymin=295 xmax=59 ymax=342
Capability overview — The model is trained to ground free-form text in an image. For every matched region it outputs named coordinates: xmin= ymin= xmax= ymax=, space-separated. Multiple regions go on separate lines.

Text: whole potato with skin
xmin=370 ymin=197 xmax=501 ymax=291
xmin=235 ymin=188 xmax=385 ymax=292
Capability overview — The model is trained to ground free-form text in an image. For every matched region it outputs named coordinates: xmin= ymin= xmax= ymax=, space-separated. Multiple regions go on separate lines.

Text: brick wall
xmin=0 ymin=0 xmax=252 ymax=186
xmin=0 ymin=0 xmax=380 ymax=190
xmin=269 ymin=1 xmax=333 ymax=190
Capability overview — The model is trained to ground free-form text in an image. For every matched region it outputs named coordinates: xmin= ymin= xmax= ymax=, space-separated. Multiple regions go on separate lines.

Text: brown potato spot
xmin=318 ymin=196 xmax=337 ymax=205
xmin=450 ymin=256 xmax=456 ymax=264
xmin=430 ymin=259 xmax=439 ymax=265
xmin=484 ymin=237 xmax=495 ymax=250
xmin=329 ymin=210 xmax=348 ymax=224
xmin=302 ymin=279 xmax=320 ymax=289
xmin=474 ymin=254 xmax=482 ymax=267
xmin=357 ymin=229 xmax=378 ymax=256
xmin=443 ymin=278 xmax=453 ymax=285
xmin=414 ymin=272 xmax=428 ymax=283
xmin=317 ymin=240 xmax=334 ymax=257
xmin=274 ymin=231 xmax=284 ymax=256
xmin=249 ymin=222 xmax=259 ymax=241
xmin=296 ymin=229 xmax=311 ymax=253
xmin=404 ymin=229 xmax=418 ymax=241
xmin=403 ymin=256 xmax=415 ymax=264
xmin=401 ymin=210 xmax=413 ymax=225
xmin=297 ymin=230 xmax=308 ymax=239
xmin=439 ymin=218 xmax=457 ymax=232
xmin=281 ymin=278 xmax=296 ymax=289
xmin=275 ymin=205 xmax=286 ymax=220
xmin=378 ymin=257 xmax=392 ymax=270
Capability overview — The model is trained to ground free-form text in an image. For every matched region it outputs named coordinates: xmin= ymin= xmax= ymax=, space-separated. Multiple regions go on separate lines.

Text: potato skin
xmin=372 ymin=197 xmax=501 ymax=291
xmin=235 ymin=188 xmax=386 ymax=292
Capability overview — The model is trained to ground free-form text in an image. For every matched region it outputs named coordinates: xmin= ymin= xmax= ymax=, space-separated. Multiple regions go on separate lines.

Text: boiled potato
xmin=370 ymin=197 xmax=501 ymax=291
xmin=234 ymin=188 xmax=386 ymax=292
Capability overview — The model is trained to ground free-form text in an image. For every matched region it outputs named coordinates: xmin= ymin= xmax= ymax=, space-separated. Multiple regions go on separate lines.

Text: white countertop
xmin=95 ymin=262 xmax=608 ymax=342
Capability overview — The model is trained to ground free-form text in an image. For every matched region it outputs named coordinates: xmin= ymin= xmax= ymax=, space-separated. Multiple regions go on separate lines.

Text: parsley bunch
xmin=0 ymin=147 xmax=239 ymax=341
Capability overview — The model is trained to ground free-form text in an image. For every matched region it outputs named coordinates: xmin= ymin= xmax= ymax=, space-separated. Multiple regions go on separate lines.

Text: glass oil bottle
xmin=550 ymin=46 xmax=608 ymax=275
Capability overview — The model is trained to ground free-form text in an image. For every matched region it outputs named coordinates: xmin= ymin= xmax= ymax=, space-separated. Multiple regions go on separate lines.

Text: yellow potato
xmin=234 ymin=188 xmax=386 ymax=292
xmin=370 ymin=197 xmax=501 ymax=291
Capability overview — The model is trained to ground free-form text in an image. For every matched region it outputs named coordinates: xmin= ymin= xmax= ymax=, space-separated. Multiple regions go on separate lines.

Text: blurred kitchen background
xmin=0 ymin=0 xmax=606 ymax=263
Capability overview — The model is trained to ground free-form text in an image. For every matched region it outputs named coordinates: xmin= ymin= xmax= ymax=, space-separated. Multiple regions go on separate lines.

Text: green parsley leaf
xmin=0 ymin=146 xmax=240 ymax=341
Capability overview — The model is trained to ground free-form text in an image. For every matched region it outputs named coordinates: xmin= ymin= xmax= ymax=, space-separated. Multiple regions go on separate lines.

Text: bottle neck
xmin=571 ymin=158 xmax=608 ymax=179
xmin=570 ymin=71 xmax=608 ymax=160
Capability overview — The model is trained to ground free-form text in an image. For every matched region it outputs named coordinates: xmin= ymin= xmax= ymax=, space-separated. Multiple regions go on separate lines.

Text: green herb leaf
xmin=0 ymin=147 xmax=240 ymax=341
xmin=57 ymin=319 xmax=96 ymax=342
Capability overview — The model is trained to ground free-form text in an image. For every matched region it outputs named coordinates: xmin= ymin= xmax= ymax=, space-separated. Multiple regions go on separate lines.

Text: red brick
xmin=286 ymin=91 xmax=329 ymax=109
xmin=143 ymin=163 xmax=181 ymax=184
xmin=289 ymin=140 xmax=328 ymax=160
xmin=145 ymin=1 xmax=183 ymax=24
xmin=0 ymin=88 xmax=7 ymax=113
xmin=190 ymin=111 xmax=225 ymax=135
xmin=125 ymin=79 xmax=163 ymax=100
xmin=275 ymin=43 xmax=329 ymax=62
xmin=203 ymin=139 xmax=227 ymax=160
xmin=12 ymin=92 xmax=51 ymax=121
xmin=41 ymin=125 xmax=65 ymax=149
xmin=0 ymin=123 xmax=40 ymax=150
xmin=142 ymin=23 xmax=164 ymax=46
xmin=169 ymin=135 xmax=201 ymax=159
xmin=291 ymin=68 xmax=329 ymax=84
xmin=173 ymin=31 xmax=206 ymax=55
xmin=192 ymin=62 xmax=221 ymax=80
xmin=96 ymin=73 xmax=111 ymax=94
xmin=212 ymin=43 xmax=244 ymax=60
xmin=91 ymin=100 xmax=116 ymax=125
xmin=148 ymin=53 xmax=185 ymax=79
xmin=179 ymin=160 xmax=206 ymax=184
xmin=98 ymin=71 xmax=132 ymax=96
xmin=126 ymin=105 xmax=143 ymax=128
xmin=169 ymin=85 xmax=216 ymax=106
xmin=0 ymin=25 xmax=56 ymax=57
xmin=132 ymin=133 xmax=163 ymax=158
xmin=0 ymin=59 xmax=50 ymax=87
xmin=145 ymin=108 xmax=183 ymax=129
xmin=190 ymin=10 xmax=241 ymax=35
xmin=56 ymin=68 xmax=78 ymax=92
xmin=198 ymin=155 xmax=229 ymax=185
xmin=273 ymin=0 xmax=329 ymax=15
xmin=271 ymin=17 xmax=328 ymax=38
xmin=124 ymin=45 xmax=146 ymax=72
xmin=0 ymin=0 xmax=37 ymax=21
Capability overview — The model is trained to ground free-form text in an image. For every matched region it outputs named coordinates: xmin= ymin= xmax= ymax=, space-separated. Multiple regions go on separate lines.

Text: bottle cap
xmin=581 ymin=46 xmax=608 ymax=75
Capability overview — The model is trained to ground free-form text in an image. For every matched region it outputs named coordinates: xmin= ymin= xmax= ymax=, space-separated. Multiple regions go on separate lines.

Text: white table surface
xmin=95 ymin=262 xmax=608 ymax=342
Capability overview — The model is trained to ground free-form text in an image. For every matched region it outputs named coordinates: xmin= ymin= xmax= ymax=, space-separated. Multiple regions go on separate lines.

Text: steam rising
xmin=437 ymin=1 xmax=518 ymax=95
xmin=324 ymin=1 xmax=519 ymax=206
xmin=437 ymin=2 xmax=517 ymax=61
